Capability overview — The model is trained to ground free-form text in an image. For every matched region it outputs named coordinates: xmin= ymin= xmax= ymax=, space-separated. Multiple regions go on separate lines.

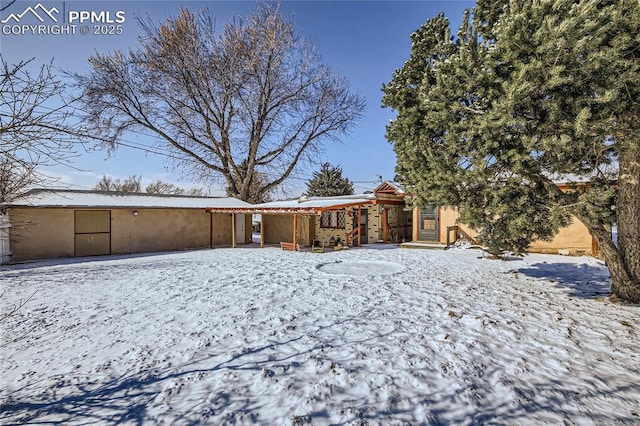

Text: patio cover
xmin=205 ymin=194 xmax=378 ymax=249
xmin=205 ymin=194 xmax=377 ymax=215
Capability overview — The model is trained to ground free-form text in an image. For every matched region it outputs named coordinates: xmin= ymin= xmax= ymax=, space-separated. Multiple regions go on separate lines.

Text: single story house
xmin=2 ymin=189 xmax=251 ymax=263
xmin=328 ymin=181 xmax=597 ymax=255
xmin=205 ymin=180 xmax=599 ymax=255
xmin=207 ymin=181 xmax=412 ymax=249
xmin=410 ymin=205 xmax=597 ymax=255
xmin=6 ymin=182 xmax=599 ymax=261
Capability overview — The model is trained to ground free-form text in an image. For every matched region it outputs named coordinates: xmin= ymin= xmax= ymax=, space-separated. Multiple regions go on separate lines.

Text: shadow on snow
xmin=2 ymin=315 xmax=637 ymax=425
xmin=517 ymin=262 xmax=611 ymax=299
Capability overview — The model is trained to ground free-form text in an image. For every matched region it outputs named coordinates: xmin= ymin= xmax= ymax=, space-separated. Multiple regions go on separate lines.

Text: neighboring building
xmin=2 ymin=189 xmax=251 ymax=263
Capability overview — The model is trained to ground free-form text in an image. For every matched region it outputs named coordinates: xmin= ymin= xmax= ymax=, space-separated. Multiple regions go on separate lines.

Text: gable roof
xmin=4 ymin=189 xmax=251 ymax=209
xmin=374 ymin=181 xmax=405 ymax=195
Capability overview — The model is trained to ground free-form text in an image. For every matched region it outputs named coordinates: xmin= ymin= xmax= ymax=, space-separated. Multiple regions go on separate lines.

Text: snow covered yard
xmin=1 ymin=246 xmax=638 ymax=425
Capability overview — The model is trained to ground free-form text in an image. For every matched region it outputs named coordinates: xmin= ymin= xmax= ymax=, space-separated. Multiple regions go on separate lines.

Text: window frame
xmin=320 ymin=210 xmax=346 ymax=229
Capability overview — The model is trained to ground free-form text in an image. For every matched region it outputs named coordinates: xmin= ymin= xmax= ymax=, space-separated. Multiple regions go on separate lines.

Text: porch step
xmin=400 ymin=242 xmax=447 ymax=250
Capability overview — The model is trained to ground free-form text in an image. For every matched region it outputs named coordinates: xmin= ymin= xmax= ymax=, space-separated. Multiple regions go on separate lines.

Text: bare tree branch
xmin=72 ymin=3 xmax=365 ymax=202
xmin=0 ymin=290 xmax=37 ymax=323
xmin=0 ymin=56 xmax=84 ymax=202
xmin=0 ymin=0 xmax=17 ymax=13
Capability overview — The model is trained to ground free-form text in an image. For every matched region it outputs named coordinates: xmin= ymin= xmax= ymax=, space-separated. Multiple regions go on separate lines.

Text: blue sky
xmin=2 ymin=0 xmax=474 ymax=196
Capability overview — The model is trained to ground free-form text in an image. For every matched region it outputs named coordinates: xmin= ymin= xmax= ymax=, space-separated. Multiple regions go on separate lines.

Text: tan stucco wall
xmin=528 ymin=219 xmax=593 ymax=255
xmin=9 ymin=208 xmax=75 ymax=261
xmin=212 ymin=213 xmax=232 ymax=246
xmin=263 ymin=214 xmax=314 ymax=246
xmin=8 ymin=207 xmax=221 ymax=261
xmin=111 ymin=208 xmax=211 ymax=254
xmin=435 ymin=206 xmax=480 ymax=244
xmin=426 ymin=206 xmax=594 ymax=255
xmin=210 ymin=214 xmax=251 ymax=246
xmin=263 ymin=214 xmax=293 ymax=244
xmin=298 ymin=216 xmax=314 ymax=246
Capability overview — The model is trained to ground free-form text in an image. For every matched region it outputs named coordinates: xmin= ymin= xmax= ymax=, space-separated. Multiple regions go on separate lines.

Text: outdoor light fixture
xmin=133 ymin=210 xmax=139 ymax=216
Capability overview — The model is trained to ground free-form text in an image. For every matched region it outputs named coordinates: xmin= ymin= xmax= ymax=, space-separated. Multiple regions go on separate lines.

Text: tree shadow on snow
xmin=517 ymin=262 xmax=611 ymax=299
xmin=3 ymin=250 xmax=196 ymax=269
xmin=306 ymin=363 xmax=640 ymax=425
xmin=0 ymin=316 xmax=396 ymax=425
xmin=0 ymin=250 xmax=217 ymax=281
xmin=3 ymin=311 xmax=636 ymax=424
xmin=0 ymin=342 xmax=291 ymax=424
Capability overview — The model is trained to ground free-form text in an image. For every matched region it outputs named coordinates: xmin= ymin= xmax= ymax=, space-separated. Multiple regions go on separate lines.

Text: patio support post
xmin=232 ymin=213 xmax=237 ymax=248
xmin=357 ymin=206 xmax=362 ymax=247
xmin=260 ymin=214 xmax=264 ymax=248
xmin=382 ymin=207 xmax=388 ymax=244
xmin=209 ymin=212 xmax=214 ymax=248
xmin=293 ymin=213 xmax=298 ymax=250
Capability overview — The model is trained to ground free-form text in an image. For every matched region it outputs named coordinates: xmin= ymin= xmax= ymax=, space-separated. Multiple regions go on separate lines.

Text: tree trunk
xmin=613 ymin=143 xmax=640 ymax=303
xmin=587 ymin=223 xmax=639 ymax=303
xmin=581 ymin=143 xmax=640 ymax=303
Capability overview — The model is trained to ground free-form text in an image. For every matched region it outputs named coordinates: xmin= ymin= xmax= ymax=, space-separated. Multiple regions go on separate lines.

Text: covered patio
xmin=206 ymin=185 xmax=409 ymax=251
xmin=206 ymin=195 xmax=375 ymax=250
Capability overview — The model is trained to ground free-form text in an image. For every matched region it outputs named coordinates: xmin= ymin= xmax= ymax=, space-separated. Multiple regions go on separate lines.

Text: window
xmin=321 ymin=211 xmax=331 ymax=228
xmin=320 ymin=210 xmax=346 ymax=229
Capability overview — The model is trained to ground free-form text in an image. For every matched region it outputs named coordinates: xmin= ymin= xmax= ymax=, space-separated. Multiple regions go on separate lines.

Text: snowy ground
xmin=1 ymin=246 xmax=638 ymax=425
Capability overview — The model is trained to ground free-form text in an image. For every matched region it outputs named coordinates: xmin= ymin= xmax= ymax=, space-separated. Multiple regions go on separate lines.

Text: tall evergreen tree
xmin=383 ymin=0 xmax=640 ymax=302
xmin=305 ymin=163 xmax=354 ymax=197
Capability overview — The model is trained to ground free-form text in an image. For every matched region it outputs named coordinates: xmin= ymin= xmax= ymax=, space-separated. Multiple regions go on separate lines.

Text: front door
xmin=352 ymin=209 xmax=368 ymax=245
xmin=419 ymin=205 xmax=438 ymax=241
xmin=235 ymin=214 xmax=245 ymax=244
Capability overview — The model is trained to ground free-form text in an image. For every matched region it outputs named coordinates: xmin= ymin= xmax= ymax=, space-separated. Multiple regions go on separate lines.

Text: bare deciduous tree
xmin=0 ymin=157 xmax=40 ymax=204
xmin=118 ymin=176 xmax=142 ymax=193
xmin=186 ymin=187 xmax=206 ymax=197
xmin=225 ymin=160 xmax=274 ymax=203
xmin=73 ymin=3 xmax=365 ymax=202
xmin=93 ymin=175 xmax=119 ymax=192
xmin=1 ymin=56 xmax=79 ymax=203
xmin=95 ymin=175 xmax=207 ymax=196
xmin=145 ymin=180 xmax=185 ymax=195
xmin=94 ymin=175 xmax=142 ymax=193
